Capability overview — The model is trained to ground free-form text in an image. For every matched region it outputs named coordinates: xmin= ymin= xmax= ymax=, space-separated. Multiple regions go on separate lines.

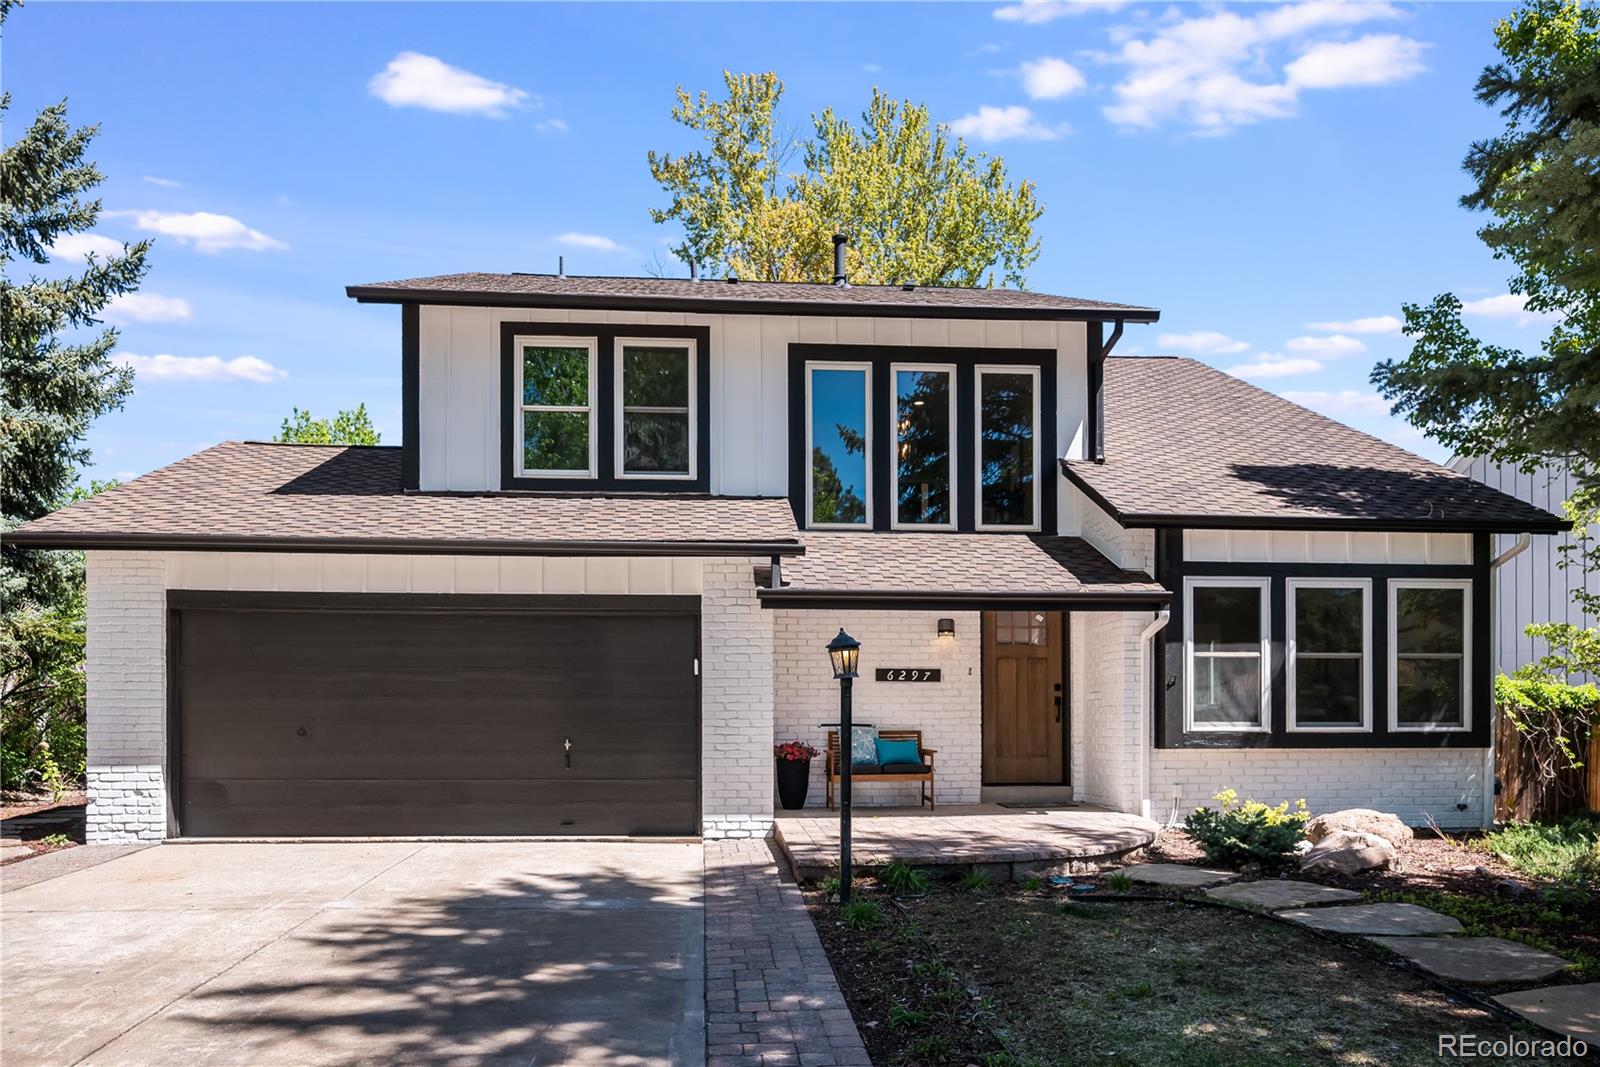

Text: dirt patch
xmin=1 ymin=790 xmax=87 ymax=821
xmin=808 ymin=880 xmax=1588 ymax=1066
xmin=1 ymin=793 xmax=86 ymax=865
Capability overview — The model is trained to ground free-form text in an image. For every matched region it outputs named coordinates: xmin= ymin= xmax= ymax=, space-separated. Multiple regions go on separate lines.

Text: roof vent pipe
xmin=558 ymin=255 xmax=565 ymax=279
xmin=688 ymin=259 xmax=698 ymax=282
xmin=832 ymin=234 xmax=849 ymax=287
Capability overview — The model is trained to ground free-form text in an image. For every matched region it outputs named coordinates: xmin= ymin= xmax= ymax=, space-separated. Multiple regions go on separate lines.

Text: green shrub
xmin=887 ymin=1003 xmax=929 ymax=1029
xmin=879 ymin=860 xmax=930 ymax=894
xmin=958 ymin=867 xmax=993 ymax=892
xmin=1496 ymin=674 xmax=1599 ymax=778
xmin=841 ymin=900 xmax=881 ymax=929
xmin=1020 ymin=875 xmax=1044 ymax=891
xmin=40 ymin=833 xmax=70 ymax=847
xmin=1182 ymin=788 xmax=1310 ymax=871
xmin=1102 ymin=872 xmax=1134 ymax=892
xmin=1480 ymin=811 xmax=1600 ymax=887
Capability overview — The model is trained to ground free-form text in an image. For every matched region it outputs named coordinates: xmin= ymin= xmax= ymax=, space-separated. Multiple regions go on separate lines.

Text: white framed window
xmin=513 ymin=336 xmax=597 ymax=478
xmin=614 ymin=337 xmax=696 ymax=480
xmin=1184 ymin=577 xmax=1271 ymax=732
xmin=974 ymin=365 xmax=1041 ymax=531
xmin=1287 ymin=578 xmax=1371 ymax=732
xmin=890 ymin=362 xmax=956 ymax=530
xmin=1389 ymin=579 xmax=1472 ymax=732
xmin=805 ymin=362 xmax=872 ymax=528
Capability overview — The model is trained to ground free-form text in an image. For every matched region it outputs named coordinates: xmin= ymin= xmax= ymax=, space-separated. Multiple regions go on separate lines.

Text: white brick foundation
xmin=774 ymin=610 xmax=982 ymax=808
xmin=700 ymin=559 xmax=778 ymax=838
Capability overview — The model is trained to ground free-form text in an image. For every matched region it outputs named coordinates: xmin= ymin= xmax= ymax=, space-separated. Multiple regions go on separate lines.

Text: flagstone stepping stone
xmin=1495 ymin=982 xmax=1600 ymax=1042
xmin=1276 ymin=902 xmax=1463 ymax=936
xmin=1205 ymin=879 xmax=1361 ymax=910
xmin=1115 ymin=863 xmax=1239 ymax=888
xmin=1371 ymin=936 xmax=1570 ymax=985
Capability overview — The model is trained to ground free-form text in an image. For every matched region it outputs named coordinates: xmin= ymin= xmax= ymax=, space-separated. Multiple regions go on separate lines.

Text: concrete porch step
xmin=980 ymin=786 xmax=1079 ymax=806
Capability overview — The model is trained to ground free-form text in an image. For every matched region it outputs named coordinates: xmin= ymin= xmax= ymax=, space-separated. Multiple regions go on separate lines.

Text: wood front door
xmin=982 ymin=611 xmax=1064 ymax=784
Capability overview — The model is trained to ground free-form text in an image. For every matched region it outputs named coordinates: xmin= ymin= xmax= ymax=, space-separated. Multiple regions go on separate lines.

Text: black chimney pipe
xmin=832 ymin=234 xmax=849 ymax=286
xmin=689 ymin=259 xmax=698 ymax=282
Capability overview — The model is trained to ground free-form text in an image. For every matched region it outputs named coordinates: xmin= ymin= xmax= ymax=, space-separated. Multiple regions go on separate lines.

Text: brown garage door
xmin=172 ymin=593 xmax=700 ymax=837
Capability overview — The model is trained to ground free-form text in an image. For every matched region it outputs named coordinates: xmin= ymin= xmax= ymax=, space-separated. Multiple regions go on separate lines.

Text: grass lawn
xmin=808 ymin=884 xmax=1587 ymax=1066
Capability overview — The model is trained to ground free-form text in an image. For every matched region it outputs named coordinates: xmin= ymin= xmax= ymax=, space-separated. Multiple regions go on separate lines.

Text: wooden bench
xmin=824 ymin=729 xmax=937 ymax=810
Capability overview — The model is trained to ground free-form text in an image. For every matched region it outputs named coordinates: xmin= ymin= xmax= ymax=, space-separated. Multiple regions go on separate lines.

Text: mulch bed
xmin=0 ymin=791 xmax=87 ymax=866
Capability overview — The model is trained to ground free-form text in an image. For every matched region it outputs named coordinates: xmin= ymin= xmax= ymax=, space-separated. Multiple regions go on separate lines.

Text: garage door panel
xmin=175 ymin=601 xmax=700 ymax=837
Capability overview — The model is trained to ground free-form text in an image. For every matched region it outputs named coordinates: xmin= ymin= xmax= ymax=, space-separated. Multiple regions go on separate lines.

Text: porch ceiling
xmin=758 ymin=532 xmax=1168 ymax=610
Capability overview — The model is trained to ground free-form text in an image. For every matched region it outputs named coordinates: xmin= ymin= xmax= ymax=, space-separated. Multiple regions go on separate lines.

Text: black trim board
xmin=757 ymin=590 xmax=1167 ymax=611
xmin=401 ymin=303 xmax=420 ymax=491
xmin=787 ymin=343 xmax=1057 ymax=534
xmin=498 ymin=321 xmax=712 ymax=493
xmin=1153 ymin=528 xmax=1493 ymax=751
xmin=8 ymin=531 xmax=804 ymax=557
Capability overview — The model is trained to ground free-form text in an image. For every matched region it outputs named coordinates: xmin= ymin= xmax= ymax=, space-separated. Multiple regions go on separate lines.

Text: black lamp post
xmin=826 ymin=628 xmax=861 ymax=903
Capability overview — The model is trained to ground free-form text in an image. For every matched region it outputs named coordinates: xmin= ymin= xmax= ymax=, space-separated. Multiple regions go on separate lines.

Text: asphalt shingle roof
xmin=1063 ymin=357 xmax=1567 ymax=533
xmin=760 ymin=532 xmax=1168 ymax=605
xmin=6 ymin=442 xmax=803 ymax=555
xmin=346 ymin=272 xmax=1159 ymax=322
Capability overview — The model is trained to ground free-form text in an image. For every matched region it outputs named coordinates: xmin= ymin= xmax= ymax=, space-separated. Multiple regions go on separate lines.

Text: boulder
xmin=1300 ymin=830 xmax=1400 ymax=875
xmin=1304 ymin=808 xmax=1413 ymax=846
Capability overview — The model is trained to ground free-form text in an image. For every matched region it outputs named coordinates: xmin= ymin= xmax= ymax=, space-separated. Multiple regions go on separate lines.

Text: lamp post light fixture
xmin=825 ymin=627 xmax=861 ymax=903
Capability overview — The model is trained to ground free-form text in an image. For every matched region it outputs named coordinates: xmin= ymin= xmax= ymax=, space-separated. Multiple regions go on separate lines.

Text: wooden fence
xmin=1495 ymin=710 xmax=1600 ymax=823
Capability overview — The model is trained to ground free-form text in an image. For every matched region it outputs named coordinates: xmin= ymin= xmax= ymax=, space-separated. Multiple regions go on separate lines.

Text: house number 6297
xmin=874 ymin=668 xmax=942 ymax=683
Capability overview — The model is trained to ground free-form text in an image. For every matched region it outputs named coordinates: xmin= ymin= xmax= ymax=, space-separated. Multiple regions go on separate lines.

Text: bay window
xmin=1390 ymin=580 xmax=1471 ymax=731
xmin=892 ymin=364 xmax=954 ymax=529
xmin=976 ymin=366 xmax=1039 ymax=530
xmin=1287 ymin=579 xmax=1370 ymax=731
xmin=807 ymin=363 xmax=871 ymax=527
xmin=616 ymin=339 xmax=695 ymax=479
xmin=1185 ymin=577 xmax=1270 ymax=731
xmin=515 ymin=338 xmax=596 ymax=477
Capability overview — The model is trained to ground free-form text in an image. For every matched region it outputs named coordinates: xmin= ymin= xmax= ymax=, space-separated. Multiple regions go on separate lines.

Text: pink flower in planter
xmin=774 ymin=740 xmax=820 ymax=762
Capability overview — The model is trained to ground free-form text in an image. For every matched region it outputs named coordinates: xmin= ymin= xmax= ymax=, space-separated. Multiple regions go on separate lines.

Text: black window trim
xmin=498 ymin=321 xmax=711 ymax=492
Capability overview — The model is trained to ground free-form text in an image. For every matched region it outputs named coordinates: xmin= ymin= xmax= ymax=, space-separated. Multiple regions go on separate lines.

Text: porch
xmin=773 ymin=804 xmax=1159 ymax=882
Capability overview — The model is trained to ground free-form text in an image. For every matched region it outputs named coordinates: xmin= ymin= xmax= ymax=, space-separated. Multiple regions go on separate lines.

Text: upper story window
xmin=807 ymin=363 xmax=871 ymax=527
xmin=516 ymin=338 xmax=597 ymax=478
xmin=1390 ymin=579 xmax=1471 ymax=731
xmin=1288 ymin=578 xmax=1371 ymax=732
xmin=616 ymin=339 xmax=695 ymax=480
xmin=892 ymin=364 xmax=954 ymax=529
xmin=976 ymin=366 xmax=1039 ymax=531
xmin=1185 ymin=577 xmax=1270 ymax=732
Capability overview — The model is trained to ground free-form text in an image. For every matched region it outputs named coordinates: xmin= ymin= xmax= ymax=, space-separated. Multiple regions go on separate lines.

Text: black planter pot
xmin=776 ymin=759 xmax=812 ymax=810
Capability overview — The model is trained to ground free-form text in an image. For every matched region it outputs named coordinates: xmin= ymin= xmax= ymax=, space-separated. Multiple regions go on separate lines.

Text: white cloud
xmin=368 ymin=52 xmax=530 ymax=117
xmin=114 ymin=352 xmax=286 ymax=383
xmin=116 ymin=210 xmax=286 ymax=253
xmin=1228 ymin=353 xmax=1323 ymax=379
xmin=1099 ymin=3 xmax=1425 ymax=134
xmin=104 ymin=293 xmax=193 ymax=323
xmin=142 ymin=175 xmax=183 ymax=189
xmin=535 ymin=117 xmax=570 ymax=134
xmin=949 ymin=105 xmax=1068 ymax=142
xmin=1306 ymin=314 xmax=1401 ymax=334
xmin=995 ymin=1 xmax=1124 ymax=24
xmin=1156 ymin=330 xmax=1249 ymax=355
xmin=1284 ymin=333 xmax=1366 ymax=356
xmin=1281 ymin=388 xmax=1391 ymax=418
xmin=861 ymin=63 xmax=882 ymax=74
xmin=1461 ymin=292 xmax=1561 ymax=326
xmin=556 ymin=232 xmax=627 ymax=253
xmin=1020 ymin=57 xmax=1087 ymax=100
xmin=49 ymin=233 xmax=125 ymax=260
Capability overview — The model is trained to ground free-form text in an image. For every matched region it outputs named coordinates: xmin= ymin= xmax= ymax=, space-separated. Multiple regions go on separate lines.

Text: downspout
xmin=1483 ymin=532 xmax=1532 ymax=829
xmin=1138 ymin=608 xmax=1171 ymax=822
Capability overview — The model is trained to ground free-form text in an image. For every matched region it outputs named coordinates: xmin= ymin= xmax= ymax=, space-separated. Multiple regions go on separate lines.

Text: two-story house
xmin=10 ymin=253 xmax=1567 ymax=842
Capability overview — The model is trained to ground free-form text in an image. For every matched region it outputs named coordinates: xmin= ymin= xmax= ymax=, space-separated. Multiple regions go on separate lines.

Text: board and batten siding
xmin=1453 ymin=456 xmax=1596 ymax=679
xmin=415 ymin=304 xmax=1091 ymax=523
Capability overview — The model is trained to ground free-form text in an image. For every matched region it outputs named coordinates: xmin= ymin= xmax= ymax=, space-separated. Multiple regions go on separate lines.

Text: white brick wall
xmin=1149 ymin=748 xmax=1488 ymax=829
xmin=700 ymin=559 xmax=778 ymax=837
xmin=85 ymin=552 xmax=170 ymax=841
xmin=1071 ymin=610 xmax=1151 ymax=813
xmin=774 ymin=610 xmax=982 ymax=807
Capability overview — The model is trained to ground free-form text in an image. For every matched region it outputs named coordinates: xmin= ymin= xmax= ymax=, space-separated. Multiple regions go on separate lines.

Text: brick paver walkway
xmin=703 ymin=840 xmax=870 ymax=1066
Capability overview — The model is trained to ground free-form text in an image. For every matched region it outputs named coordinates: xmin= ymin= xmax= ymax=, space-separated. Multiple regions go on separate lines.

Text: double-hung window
xmin=1185 ymin=577 xmax=1271 ymax=731
xmin=616 ymin=338 xmax=695 ymax=479
xmin=975 ymin=366 xmax=1040 ymax=530
xmin=515 ymin=337 xmax=597 ymax=478
xmin=891 ymin=363 xmax=955 ymax=529
xmin=1287 ymin=579 xmax=1371 ymax=731
xmin=806 ymin=363 xmax=871 ymax=527
xmin=1390 ymin=580 xmax=1472 ymax=731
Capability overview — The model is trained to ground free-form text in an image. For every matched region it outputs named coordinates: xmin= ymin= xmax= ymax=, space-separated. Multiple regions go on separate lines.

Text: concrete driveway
xmin=0 ymin=841 xmax=704 ymax=1066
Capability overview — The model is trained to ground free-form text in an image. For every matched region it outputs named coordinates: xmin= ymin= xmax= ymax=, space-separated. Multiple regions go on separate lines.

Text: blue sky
xmin=9 ymin=0 xmax=1557 ymax=482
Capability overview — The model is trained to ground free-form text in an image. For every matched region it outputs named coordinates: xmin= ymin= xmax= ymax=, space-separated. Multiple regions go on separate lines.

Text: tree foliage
xmin=274 ymin=404 xmax=381 ymax=446
xmin=649 ymin=72 xmax=1043 ymax=287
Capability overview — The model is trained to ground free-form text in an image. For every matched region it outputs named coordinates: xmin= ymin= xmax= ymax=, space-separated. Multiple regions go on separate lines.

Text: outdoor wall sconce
xmin=936 ymin=618 xmax=956 ymax=639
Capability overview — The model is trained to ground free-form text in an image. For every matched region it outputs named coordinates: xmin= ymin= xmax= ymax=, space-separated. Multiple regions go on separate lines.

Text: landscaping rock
xmin=1299 ymin=830 xmax=1400 ymax=875
xmin=1114 ymin=863 xmax=1239 ymax=888
xmin=1495 ymin=982 xmax=1600 ymax=1043
xmin=1304 ymin=808 xmax=1413 ymax=846
xmin=1370 ymin=936 xmax=1571 ymax=985
xmin=1205 ymin=880 xmax=1361 ymax=910
xmin=1276 ymin=902 xmax=1463 ymax=936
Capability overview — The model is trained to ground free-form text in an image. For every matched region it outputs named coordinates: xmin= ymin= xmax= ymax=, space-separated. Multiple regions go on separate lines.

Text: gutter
xmin=2 ymin=530 xmax=808 ymax=558
xmin=1139 ymin=609 xmax=1171 ymax=822
xmin=1483 ymin=531 xmax=1533 ymax=829
xmin=755 ymin=588 xmax=1171 ymax=611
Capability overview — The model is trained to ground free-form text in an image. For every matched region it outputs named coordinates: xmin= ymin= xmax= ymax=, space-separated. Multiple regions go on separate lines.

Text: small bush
xmin=879 ymin=859 xmax=930 ymax=894
xmin=818 ymin=873 xmax=842 ymax=897
xmin=1102 ymin=872 xmax=1134 ymax=892
xmin=1020 ymin=875 xmax=1044 ymax=891
xmin=958 ymin=867 xmax=993 ymax=892
xmin=1183 ymin=788 xmax=1310 ymax=871
xmin=842 ymin=899 xmax=881 ymax=929
xmin=40 ymin=833 xmax=71 ymax=847
xmin=887 ymin=1003 xmax=930 ymax=1029
xmin=1481 ymin=811 xmax=1600 ymax=887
